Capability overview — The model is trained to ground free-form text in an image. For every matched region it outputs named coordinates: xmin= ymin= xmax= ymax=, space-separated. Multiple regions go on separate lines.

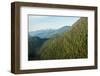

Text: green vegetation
xmin=38 ymin=17 xmax=88 ymax=60
xmin=28 ymin=37 xmax=48 ymax=60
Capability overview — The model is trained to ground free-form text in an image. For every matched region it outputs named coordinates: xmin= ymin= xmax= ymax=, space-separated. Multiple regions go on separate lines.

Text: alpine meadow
xmin=28 ymin=16 xmax=88 ymax=60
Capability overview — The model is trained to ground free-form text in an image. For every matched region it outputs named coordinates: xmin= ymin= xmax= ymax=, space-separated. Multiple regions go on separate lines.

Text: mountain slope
xmin=28 ymin=36 xmax=48 ymax=60
xmin=39 ymin=17 xmax=88 ymax=60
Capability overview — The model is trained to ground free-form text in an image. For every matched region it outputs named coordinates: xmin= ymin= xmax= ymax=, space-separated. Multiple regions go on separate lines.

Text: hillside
xmin=28 ymin=36 xmax=48 ymax=60
xmin=28 ymin=25 xmax=70 ymax=60
xmin=38 ymin=17 xmax=88 ymax=60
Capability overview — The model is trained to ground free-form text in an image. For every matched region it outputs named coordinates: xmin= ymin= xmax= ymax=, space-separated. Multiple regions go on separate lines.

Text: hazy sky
xmin=29 ymin=15 xmax=80 ymax=32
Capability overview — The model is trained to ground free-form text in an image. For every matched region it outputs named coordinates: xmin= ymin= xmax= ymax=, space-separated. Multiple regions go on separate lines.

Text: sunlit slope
xmin=39 ymin=17 xmax=88 ymax=59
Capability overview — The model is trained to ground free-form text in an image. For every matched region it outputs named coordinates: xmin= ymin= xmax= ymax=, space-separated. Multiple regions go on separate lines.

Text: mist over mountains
xmin=29 ymin=26 xmax=70 ymax=38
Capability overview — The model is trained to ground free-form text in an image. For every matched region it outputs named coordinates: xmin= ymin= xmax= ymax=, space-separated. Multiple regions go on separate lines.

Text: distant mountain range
xmin=29 ymin=26 xmax=70 ymax=38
